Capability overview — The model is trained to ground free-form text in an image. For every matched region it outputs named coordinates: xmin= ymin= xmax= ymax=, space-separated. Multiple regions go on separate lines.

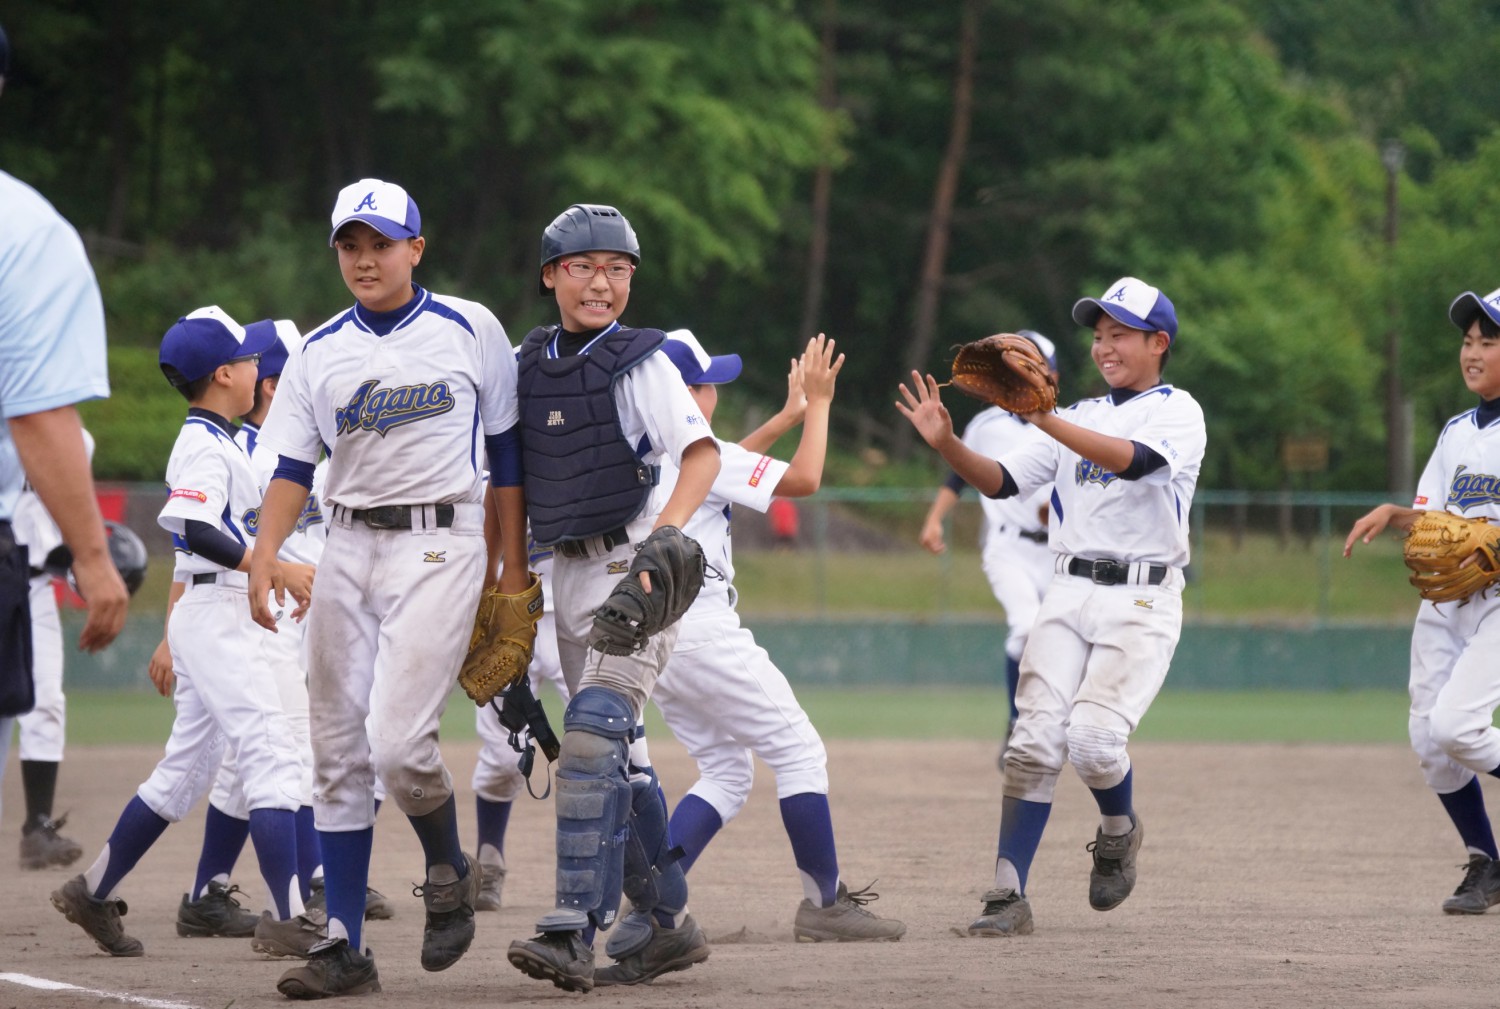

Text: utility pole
xmin=1382 ymin=139 xmax=1410 ymax=498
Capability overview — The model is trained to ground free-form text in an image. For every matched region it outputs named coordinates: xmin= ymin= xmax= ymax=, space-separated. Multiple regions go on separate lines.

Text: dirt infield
xmin=2 ymin=736 xmax=1496 ymax=1009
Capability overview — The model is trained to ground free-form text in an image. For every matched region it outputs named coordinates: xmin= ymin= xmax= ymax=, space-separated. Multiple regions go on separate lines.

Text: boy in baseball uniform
xmin=919 ymin=331 xmax=1059 ymax=764
xmin=250 ymin=179 xmax=529 ymax=998
xmin=897 ymin=276 xmax=1205 ymax=936
xmin=51 ymin=307 xmax=311 ymax=957
xmin=622 ymin=331 xmax=905 ymax=969
xmin=506 ymin=203 xmax=721 ymax=993
xmin=1346 ymin=286 xmax=1500 ymax=914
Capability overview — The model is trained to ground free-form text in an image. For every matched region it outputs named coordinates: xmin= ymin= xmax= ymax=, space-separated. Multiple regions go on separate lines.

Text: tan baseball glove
xmin=1403 ymin=511 xmax=1500 ymax=603
xmin=949 ymin=333 xmax=1058 ymax=415
xmin=458 ymin=571 xmax=543 ymax=705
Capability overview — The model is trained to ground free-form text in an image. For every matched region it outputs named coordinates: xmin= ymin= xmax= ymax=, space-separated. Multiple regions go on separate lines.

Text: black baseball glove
xmin=589 ymin=525 xmax=706 ymax=655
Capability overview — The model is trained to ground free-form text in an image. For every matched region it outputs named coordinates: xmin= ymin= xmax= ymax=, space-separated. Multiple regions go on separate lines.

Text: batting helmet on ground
xmin=538 ymin=204 xmax=639 ymax=295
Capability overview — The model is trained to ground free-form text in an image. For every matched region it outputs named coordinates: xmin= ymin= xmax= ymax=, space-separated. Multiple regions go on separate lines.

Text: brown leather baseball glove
xmin=1403 ymin=511 xmax=1500 ymax=603
xmin=949 ymin=333 xmax=1058 ymax=415
xmin=458 ymin=571 xmax=543 ymax=705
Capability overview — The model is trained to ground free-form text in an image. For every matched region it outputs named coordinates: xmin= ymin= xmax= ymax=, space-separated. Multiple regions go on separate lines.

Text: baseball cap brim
xmin=1072 ymin=298 xmax=1154 ymax=333
xmin=238 ymin=319 xmax=281 ymax=361
xmin=660 ymin=337 xmax=742 ymax=385
xmin=328 ymin=211 xmax=421 ymax=247
xmin=1449 ymin=291 xmax=1500 ymax=332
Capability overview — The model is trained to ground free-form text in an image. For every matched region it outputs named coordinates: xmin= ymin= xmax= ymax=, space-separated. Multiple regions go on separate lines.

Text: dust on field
xmin=2 ymin=737 xmax=1494 ymax=1009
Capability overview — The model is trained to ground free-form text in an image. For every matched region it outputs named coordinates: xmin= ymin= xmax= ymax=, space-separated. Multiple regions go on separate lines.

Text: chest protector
xmin=518 ymin=325 xmax=666 ymax=546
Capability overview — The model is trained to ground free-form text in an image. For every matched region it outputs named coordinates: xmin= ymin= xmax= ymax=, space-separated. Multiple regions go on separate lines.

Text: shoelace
xmin=1086 ymin=838 xmax=1126 ymax=872
xmin=842 ymin=881 xmax=883 ymax=909
xmin=1454 ymin=861 xmax=1488 ymax=893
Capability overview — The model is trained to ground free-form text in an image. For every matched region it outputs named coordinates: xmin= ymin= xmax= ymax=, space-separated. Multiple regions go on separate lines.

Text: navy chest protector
xmin=518 ymin=326 xmax=666 ymax=546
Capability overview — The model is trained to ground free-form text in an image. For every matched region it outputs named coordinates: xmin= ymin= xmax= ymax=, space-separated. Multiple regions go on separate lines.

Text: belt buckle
xmin=362 ymin=507 xmax=401 ymax=529
xmin=1089 ymin=558 xmax=1125 ymax=585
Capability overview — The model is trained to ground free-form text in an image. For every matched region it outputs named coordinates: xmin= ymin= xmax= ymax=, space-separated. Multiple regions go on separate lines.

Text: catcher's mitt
xmin=459 ymin=571 xmax=543 ymax=706
xmin=590 ymin=526 xmax=706 ymax=655
xmin=950 ymin=333 xmax=1058 ymax=414
xmin=1403 ymin=511 xmax=1500 ymax=603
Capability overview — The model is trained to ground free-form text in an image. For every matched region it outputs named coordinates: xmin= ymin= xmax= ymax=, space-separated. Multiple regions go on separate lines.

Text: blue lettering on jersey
xmin=298 ymin=492 xmax=325 ymax=533
xmin=241 ymin=494 xmax=325 ymax=538
xmin=1448 ymin=465 xmax=1500 ymax=511
xmin=354 ymin=191 xmax=379 ymax=211
xmin=335 ymin=379 xmax=456 ymax=437
xmin=1075 ymin=459 xmax=1120 ymax=488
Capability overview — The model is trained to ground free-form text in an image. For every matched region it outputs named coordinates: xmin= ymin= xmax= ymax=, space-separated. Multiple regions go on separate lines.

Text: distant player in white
xmin=51 ymin=307 xmax=310 ymax=957
xmin=919 ymin=331 xmax=1058 ymax=758
xmin=471 ymin=531 xmax=568 ymax=912
xmin=636 ymin=331 xmax=905 ymax=954
xmin=251 ymin=179 xmax=528 ymax=997
xmin=898 ymin=276 xmax=1205 ymax=936
xmin=1346 ymin=286 xmax=1500 ymax=914
xmin=10 ymin=431 xmax=95 ymax=870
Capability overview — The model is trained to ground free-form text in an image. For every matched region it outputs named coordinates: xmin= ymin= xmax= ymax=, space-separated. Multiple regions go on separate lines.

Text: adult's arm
xmin=9 ymin=405 xmax=127 ymax=651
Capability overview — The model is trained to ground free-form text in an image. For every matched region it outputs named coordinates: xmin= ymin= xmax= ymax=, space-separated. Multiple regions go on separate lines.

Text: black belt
xmin=192 ymin=572 xmax=224 ymax=586
xmin=0 ymin=519 xmax=13 ymax=561
xmin=1018 ymin=529 xmax=1047 ymax=544
xmin=554 ymin=526 xmax=631 ymax=559
xmin=347 ymin=504 xmax=455 ymax=530
xmin=1066 ymin=557 xmax=1166 ymax=586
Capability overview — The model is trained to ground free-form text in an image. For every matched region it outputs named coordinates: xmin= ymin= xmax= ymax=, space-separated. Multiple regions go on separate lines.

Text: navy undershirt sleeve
xmin=184 ymin=520 xmax=247 ymax=571
xmin=486 ymin=425 xmax=523 ymax=487
xmin=985 ymin=469 xmax=1020 ymax=499
xmin=943 ymin=470 xmax=967 ymax=495
xmin=1118 ymin=442 xmax=1168 ymax=481
xmin=272 ymin=456 xmax=316 ymax=489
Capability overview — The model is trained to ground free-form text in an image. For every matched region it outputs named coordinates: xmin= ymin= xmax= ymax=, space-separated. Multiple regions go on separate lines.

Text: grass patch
xmin=61 ymin=686 xmax=1410 ymax=748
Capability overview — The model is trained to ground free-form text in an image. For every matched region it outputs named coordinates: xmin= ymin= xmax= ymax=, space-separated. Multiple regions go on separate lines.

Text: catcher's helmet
xmin=538 ymin=204 xmax=639 ymax=295
xmin=104 ymin=520 xmax=149 ymax=595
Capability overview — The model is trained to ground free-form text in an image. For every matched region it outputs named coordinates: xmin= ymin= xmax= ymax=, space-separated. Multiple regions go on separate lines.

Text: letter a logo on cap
xmin=1106 ymin=284 xmax=1129 ymax=303
xmin=354 ymin=192 xmax=378 ymax=211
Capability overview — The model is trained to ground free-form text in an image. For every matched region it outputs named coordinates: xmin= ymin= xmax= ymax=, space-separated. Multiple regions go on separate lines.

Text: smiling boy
xmin=896 ymin=276 xmax=1205 ymax=936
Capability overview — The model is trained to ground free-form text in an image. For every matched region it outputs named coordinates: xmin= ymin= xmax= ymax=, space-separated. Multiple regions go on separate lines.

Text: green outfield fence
xmin=59 ymin=486 xmax=1415 ymax=693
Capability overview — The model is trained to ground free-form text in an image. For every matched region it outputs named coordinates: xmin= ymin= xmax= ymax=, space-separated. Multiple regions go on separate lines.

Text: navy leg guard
xmin=606 ymin=768 xmax=689 ymax=959
xmin=546 ymin=687 xmax=634 ymax=932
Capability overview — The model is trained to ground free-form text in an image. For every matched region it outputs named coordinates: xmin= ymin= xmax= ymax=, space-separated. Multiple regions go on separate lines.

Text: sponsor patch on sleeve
xmin=169 ymin=488 xmax=208 ymax=503
xmin=748 ymin=455 xmax=772 ymax=487
xmin=1413 ymin=495 xmax=1428 ymax=506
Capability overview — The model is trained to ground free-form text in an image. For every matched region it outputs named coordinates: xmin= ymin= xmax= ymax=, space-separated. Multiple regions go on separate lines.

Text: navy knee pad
xmin=553 ymin=687 xmax=636 ymax=930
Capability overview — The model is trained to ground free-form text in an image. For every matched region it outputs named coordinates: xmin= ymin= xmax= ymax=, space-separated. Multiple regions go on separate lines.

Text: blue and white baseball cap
xmin=661 ymin=329 xmax=743 ymax=385
xmin=328 ymin=178 xmax=421 ymax=247
xmin=159 ymin=306 xmax=279 ymax=386
xmin=1448 ymin=287 xmax=1500 ymax=332
xmin=1072 ymin=277 xmax=1179 ymax=344
xmin=244 ymin=319 xmax=302 ymax=380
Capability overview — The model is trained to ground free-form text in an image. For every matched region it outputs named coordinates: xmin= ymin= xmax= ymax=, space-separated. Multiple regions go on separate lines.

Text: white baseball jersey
xmin=159 ymin=413 xmax=261 ymax=583
xmin=655 ymin=439 xmax=788 ymax=614
xmin=256 ymin=286 xmax=518 ymax=508
xmin=1000 ymin=385 xmax=1205 ymax=567
xmin=961 ymin=407 xmax=1051 ymax=540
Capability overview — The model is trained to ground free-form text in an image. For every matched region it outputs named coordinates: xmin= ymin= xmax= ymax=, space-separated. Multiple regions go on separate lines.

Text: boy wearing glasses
xmin=249 ymin=179 xmax=529 ymax=998
xmin=52 ymin=308 xmax=312 ymax=959
xmin=507 ymin=204 xmax=721 ymax=993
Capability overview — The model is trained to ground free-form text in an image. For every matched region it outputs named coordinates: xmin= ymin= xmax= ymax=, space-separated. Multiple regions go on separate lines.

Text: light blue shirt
xmin=0 ymin=170 xmax=110 ymax=520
